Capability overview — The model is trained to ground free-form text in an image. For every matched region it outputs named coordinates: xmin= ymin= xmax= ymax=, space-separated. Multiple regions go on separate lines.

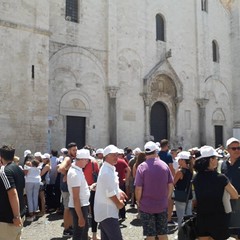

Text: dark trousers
xmin=89 ymin=190 xmax=98 ymax=233
xmin=100 ymin=218 xmax=123 ymax=240
xmin=70 ymin=206 xmax=89 ymax=240
xmin=45 ymin=184 xmax=61 ymax=210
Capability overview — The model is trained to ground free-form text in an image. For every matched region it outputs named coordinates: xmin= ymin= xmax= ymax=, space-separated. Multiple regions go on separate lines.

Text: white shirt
xmin=94 ymin=161 xmax=121 ymax=222
xmin=24 ymin=166 xmax=41 ymax=183
xmin=67 ymin=162 xmax=90 ymax=208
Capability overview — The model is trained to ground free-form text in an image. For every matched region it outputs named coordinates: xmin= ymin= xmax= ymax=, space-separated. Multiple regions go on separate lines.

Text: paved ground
xmin=21 ymin=205 xmax=236 ymax=240
xmin=21 ymin=205 xmax=178 ymax=240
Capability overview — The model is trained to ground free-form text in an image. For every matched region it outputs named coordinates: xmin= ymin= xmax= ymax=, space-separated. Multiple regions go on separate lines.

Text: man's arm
xmin=135 ymin=186 xmax=142 ymax=206
xmin=7 ymin=188 xmax=22 ymax=227
xmin=168 ymin=183 xmax=174 ymax=199
xmin=58 ymin=157 xmax=71 ymax=176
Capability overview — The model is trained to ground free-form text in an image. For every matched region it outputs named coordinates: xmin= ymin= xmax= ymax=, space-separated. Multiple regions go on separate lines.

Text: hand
xmin=78 ymin=217 xmax=85 ymax=227
xmin=117 ymin=200 xmax=125 ymax=209
xmin=90 ymin=183 xmax=97 ymax=191
xmin=119 ymin=190 xmax=128 ymax=201
xmin=13 ymin=217 xmax=22 ymax=227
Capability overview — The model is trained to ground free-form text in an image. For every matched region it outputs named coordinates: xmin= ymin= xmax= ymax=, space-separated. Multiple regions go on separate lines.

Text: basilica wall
xmin=49 ymin=46 xmax=108 ymax=150
xmin=0 ymin=0 xmax=50 ymax=157
xmin=0 ymin=0 xmax=238 ymax=154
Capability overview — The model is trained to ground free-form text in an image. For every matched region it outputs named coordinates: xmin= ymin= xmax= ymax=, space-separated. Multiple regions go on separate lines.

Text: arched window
xmin=212 ymin=40 xmax=219 ymax=63
xmin=66 ymin=0 xmax=78 ymax=23
xmin=156 ymin=14 xmax=165 ymax=42
xmin=201 ymin=0 xmax=208 ymax=12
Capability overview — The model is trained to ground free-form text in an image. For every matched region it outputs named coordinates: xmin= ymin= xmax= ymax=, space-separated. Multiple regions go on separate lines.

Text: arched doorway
xmin=150 ymin=101 xmax=168 ymax=142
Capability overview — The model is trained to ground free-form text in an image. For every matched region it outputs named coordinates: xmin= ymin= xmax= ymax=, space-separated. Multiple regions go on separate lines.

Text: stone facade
xmin=0 ymin=0 xmax=239 ymax=156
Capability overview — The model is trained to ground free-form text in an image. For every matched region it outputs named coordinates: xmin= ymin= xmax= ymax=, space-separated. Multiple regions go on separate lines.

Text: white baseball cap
xmin=43 ymin=153 xmax=50 ymax=159
xmin=96 ymin=148 xmax=104 ymax=154
xmin=61 ymin=148 xmax=68 ymax=153
xmin=76 ymin=149 xmax=93 ymax=160
xmin=226 ymin=137 xmax=240 ymax=147
xmin=133 ymin=147 xmax=141 ymax=155
xmin=34 ymin=152 xmax=42 ymax=157
xmin=117 ymin=149 xmax=125 ymax=155
xmin=103 ymin=145 xmax=119 ymax=157
xmin=24 ymin=150 xmax=31 ymax=157
xmin=176 ymin=151 xmax=191 ymax=160
xmin=196 ymin=146 xmax=222 ymax=160
xmin=144 ymin=141 xmax=158 ymax=153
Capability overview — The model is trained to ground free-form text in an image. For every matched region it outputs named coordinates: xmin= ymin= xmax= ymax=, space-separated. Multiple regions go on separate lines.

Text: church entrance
xmin=150 ymin=101 xmax=168 ymax=142
xmin=66 ymin=116 xmax=86 ymax=148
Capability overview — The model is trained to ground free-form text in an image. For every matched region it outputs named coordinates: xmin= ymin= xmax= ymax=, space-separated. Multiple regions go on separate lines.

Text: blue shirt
xmin=221 ymin=157 xmax=240 ymax=194
xmin=158 ymin=150 xmax=173 ymax=166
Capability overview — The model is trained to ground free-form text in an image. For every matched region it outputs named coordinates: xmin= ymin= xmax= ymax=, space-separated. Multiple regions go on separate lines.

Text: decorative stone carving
xmin=140 ymin=92 xmax=151 ymax=106
xmin=149 ymin=74 xmax=177 ymax=101
xmin=107 ymin=86 xmax=119 ymax=98
xmin=196 ymin=98 xmax=209 ymax=108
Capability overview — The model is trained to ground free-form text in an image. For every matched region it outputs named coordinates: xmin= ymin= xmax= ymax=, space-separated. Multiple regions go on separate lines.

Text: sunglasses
xmin=229 ymin=147 xmax=240 ymax=151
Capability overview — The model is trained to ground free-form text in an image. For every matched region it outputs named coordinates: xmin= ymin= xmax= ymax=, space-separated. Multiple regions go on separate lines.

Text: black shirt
xmin=0 ymin=162 xmax=25 ymax=223
xmin=175 ymin=168 xmax=193 ymax=199
xmin=193 ymin=170 xmax=228 ymax=215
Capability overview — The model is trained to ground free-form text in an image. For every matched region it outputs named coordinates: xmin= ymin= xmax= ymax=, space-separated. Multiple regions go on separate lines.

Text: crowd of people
xmin=0 ymin=137 xmax=240 ymax=240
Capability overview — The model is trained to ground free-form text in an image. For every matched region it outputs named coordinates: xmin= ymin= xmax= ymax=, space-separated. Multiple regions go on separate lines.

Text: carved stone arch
xmin=144 ymin=74 xmax=178 ymax=142
xmin=60 ymin=90 xmax=91 ymax=117
xmin=148 ymin=74 xmax=177 ymax=102
xmin=204 ymin=77 xmax=231 ymax=106
xmin=212 ymin=108 xmax=226 ymax=125
xmin=49 ymin=46 xmax=106 ymax=82
xmin=145 ymin=63 xmax=183 ymax=103
xmin=118 ymin=48 xmax=143 ymax=68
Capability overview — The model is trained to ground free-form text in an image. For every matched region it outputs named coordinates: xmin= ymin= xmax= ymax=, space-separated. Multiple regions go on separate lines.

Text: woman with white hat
xmin=193 ymin=146 xmax=238 ymax=240
xmin=173 ymin=151 xmax=193 ymax=227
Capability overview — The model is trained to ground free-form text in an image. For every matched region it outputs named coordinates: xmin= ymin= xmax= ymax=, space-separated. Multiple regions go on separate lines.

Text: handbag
xmin=173 ymin=189 xmax=188 ymax=202
xmin=178 ymin=180 xmax=197 ymax=240
xmin=178 ymin=215 xmax=197 ymax=240
xmin=229 ymin=199 xmax=240 ymax=229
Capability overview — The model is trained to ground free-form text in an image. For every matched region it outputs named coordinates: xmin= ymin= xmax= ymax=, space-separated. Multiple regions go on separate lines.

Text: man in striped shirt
xmin=0 ymin=145 xmax=25 ymax=240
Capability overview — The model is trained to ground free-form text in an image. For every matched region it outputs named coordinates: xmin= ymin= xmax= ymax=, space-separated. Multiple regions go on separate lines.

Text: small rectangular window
xmin=201 ymin=0 xmax=208 ymax=12
xmin=66 ymin=0 xmax=78 ymax=23
xmin=32 ymin=65 xmax=34 ymax=79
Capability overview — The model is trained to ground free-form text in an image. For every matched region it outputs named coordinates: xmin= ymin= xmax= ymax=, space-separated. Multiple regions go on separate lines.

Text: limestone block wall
xmin=0 ymin=0 xmax=50 ymax=157
xmin=230 ymin=0 xmax=240 ymax=138
xmin=50 ymin=0 xmax=107 ymax=50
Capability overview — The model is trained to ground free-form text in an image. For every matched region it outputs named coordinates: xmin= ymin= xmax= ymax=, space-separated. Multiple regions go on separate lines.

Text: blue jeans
xmin=70 ymin=206 xmax=89 ymax=240
xmin=175 ymin=200 xmax=192 ymax=226
xmin=25 ymin=182 xmax=40 ymax=213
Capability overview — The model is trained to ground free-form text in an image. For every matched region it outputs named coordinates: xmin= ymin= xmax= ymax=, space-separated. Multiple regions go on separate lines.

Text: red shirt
xmin=115 ymin=158 xmax=128 ymax=187
xmin=83 ymin=160 xmax=99 ymax=186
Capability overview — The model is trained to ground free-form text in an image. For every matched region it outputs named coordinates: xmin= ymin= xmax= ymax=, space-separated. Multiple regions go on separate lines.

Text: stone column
xmin=141 ymin=93 xmax=151 ymax=142
xmin=107 ymin=86 xmax=119 ymax=145
xmin=196 ymin=98 xmax=209 ymax=146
